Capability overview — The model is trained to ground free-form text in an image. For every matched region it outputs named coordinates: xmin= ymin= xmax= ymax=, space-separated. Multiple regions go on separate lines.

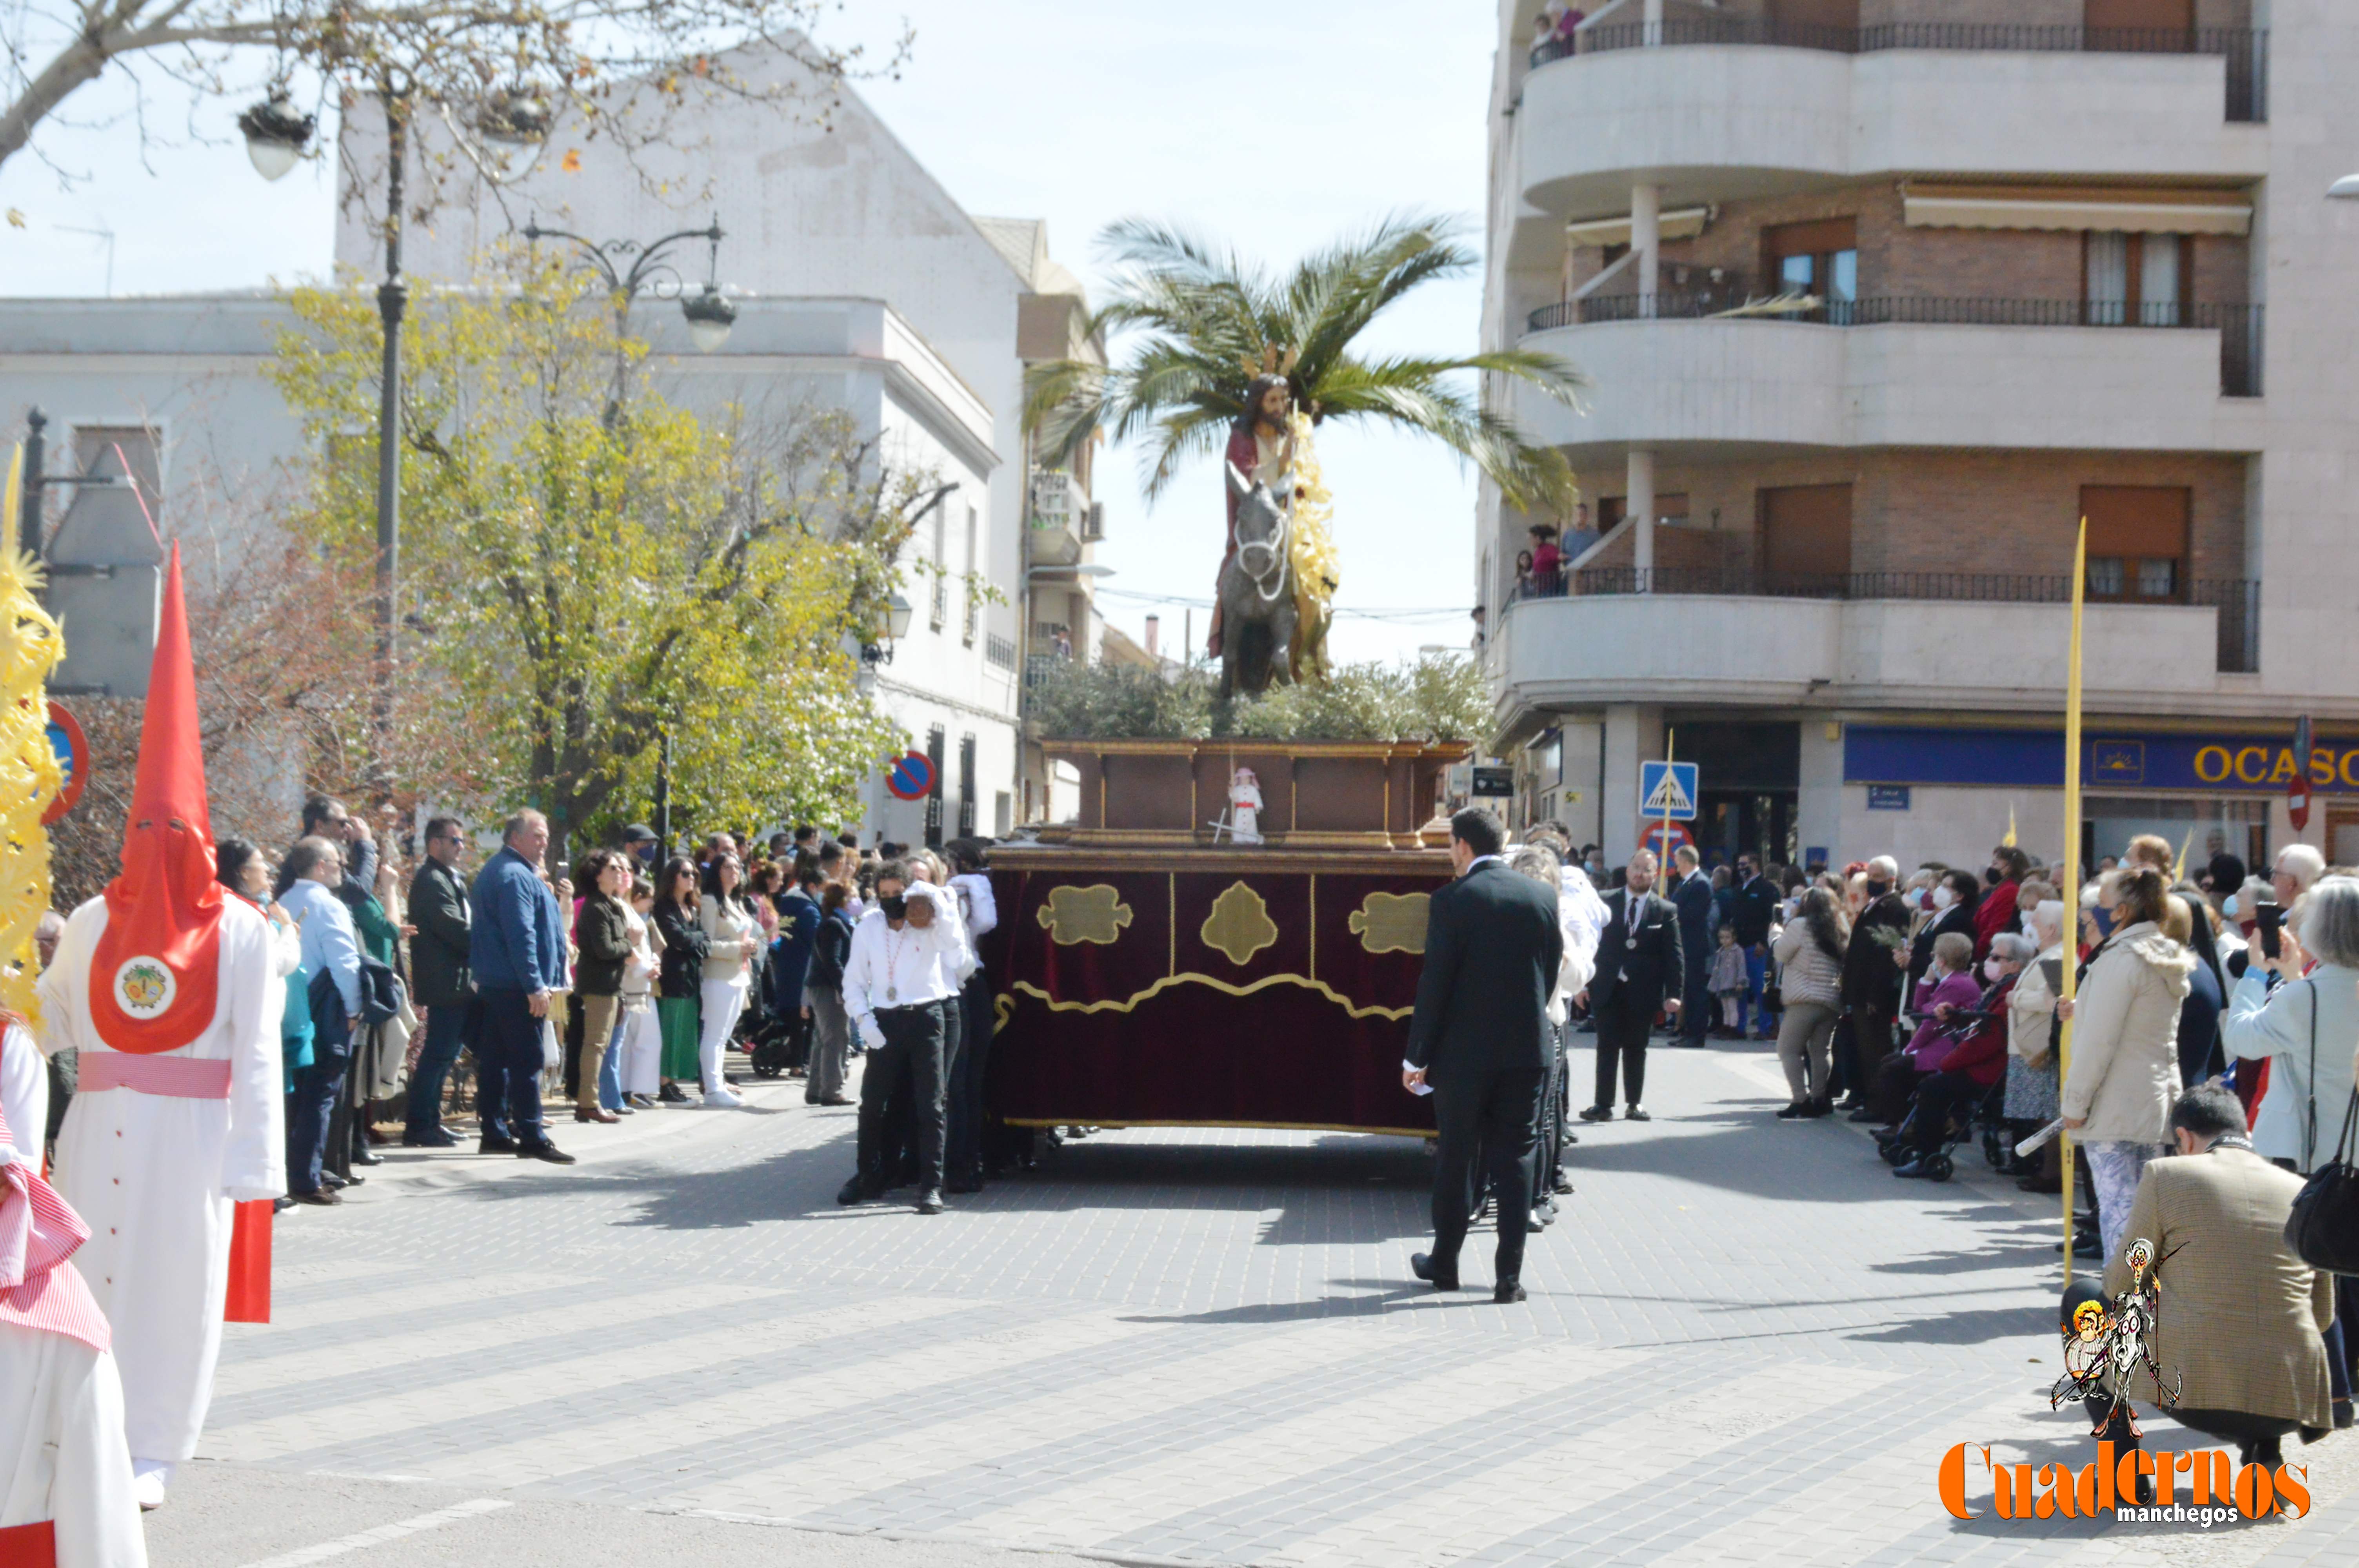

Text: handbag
xmin=2283 ymin=982 xmax=2359 ymax=1274
xmin=540 ymin=1016 xmax=563 ymax=1072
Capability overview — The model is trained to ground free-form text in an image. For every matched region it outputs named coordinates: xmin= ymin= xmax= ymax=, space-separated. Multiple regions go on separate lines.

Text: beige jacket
xmin=2103 ymin=1145 xmax=2335 ymax=1428
xmin=2060 ymin=922 xmax=2192 ymax=1144
xmin=1771 ymin=920 xmax=1843 ymax=1011
xmin=698 ymin=895 xmax=758 ymax=982
xmin=2008 ymin=944 xmax=2061 ymax=1066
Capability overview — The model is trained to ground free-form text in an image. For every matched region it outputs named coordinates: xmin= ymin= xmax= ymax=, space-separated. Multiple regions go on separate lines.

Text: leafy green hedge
xmin=1027 ymin=655 xmax=1486 ymax=743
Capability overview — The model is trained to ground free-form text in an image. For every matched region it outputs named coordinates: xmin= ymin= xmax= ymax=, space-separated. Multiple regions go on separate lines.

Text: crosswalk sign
xmin=1639 ymin=760 xmax=1698 ymax=821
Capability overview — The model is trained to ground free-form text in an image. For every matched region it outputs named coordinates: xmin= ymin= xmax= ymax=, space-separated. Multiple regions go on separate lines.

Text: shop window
xmin=2085 ymin=231 xmax=2190 ymax=326
xmin=1758 ymin=484 xmax=1853 ymax=586
xmin=1763 ymin=218 xmax=1858 ymax=323
xmin=2081 ymin=485 xmax=2190 ymax=604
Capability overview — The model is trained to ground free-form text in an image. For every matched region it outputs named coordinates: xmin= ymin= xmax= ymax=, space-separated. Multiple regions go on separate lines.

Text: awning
xmin=1902 ymin=183 xmax=2250 ymax=236
xmin=1565 ymin=206 xmax=1712 ymax=247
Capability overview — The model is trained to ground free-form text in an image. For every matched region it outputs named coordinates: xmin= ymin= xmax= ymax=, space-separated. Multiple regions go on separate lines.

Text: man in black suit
xmin=1729 ymin=853 xmax=1779 ymax=1040
xmin=1403 ymin=808 xmax=1564 ymax=1304
xmin=1667 ymin=845 xmax=1714 ymax=1047
xmin=403 ymin=816 xmax=475 ymax=1148
xmin=1578 ymin=848 xmax=1683 ymax=1122
xmin=1838 ymin=854 xmax=1908 ymax=1116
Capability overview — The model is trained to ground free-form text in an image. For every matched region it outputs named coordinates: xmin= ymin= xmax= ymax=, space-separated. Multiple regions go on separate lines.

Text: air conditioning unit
xmin=1081 ymin=501 xmax=1105 ymax=541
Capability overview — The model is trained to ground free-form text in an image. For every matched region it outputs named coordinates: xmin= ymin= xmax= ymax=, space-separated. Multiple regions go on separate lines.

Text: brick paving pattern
xmin=201 ymin=1042 xmax=2359 ymax=1563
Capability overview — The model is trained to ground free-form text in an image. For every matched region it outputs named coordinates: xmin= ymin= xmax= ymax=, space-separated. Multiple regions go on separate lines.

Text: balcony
xmin=1515 ymin=33 xmax=2266 ymax=222
xmin=1529 ymin=295 xmax=2263 ymax=397
xmin=1497 ymin=574 xmax=2257 ymax=716
xmin=1512 ymin=303 xmax=2263 ymax=454
xmin=1509 ymin=568 xmax=2258 ymax=675
xmin=1535 ymin=21 xmax=2266 ymax=122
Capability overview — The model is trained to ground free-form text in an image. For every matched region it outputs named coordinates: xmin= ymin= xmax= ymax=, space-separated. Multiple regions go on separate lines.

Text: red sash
xmin=0 ymin=1521 xmax=54 ymax=1568
xmin=225 ymin=1199 xmax=272 ymax=1323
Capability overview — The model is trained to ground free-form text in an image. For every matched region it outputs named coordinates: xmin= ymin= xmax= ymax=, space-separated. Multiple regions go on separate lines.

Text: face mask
xmin=1866 ymin=880 xmax=1890 ymax=898
xmin=1982 ymin=957 xmax=2004 ymax=981
xmin=879 ymin=893 xmax=908 ymax=921
xmin=1931 ymin=886 xmax=1955 ymax=911
xmin=2222 ymin=894 xmax=2241 ymax=918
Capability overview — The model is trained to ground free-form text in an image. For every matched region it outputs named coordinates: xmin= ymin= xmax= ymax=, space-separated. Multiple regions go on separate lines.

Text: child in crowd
xmin=1707 ymin=924 xmax=1748 ymax=1036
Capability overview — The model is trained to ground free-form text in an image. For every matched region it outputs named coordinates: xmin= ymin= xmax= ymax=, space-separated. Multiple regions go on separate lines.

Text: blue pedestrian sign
xmin=1639 ymin=760 xmax=1698 ymax=821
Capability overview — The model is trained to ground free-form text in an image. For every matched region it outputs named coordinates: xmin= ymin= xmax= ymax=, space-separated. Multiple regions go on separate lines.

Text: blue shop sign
xmin=1866 ymin=784 xmax=1912 ymax=811
xmin=1845 ymin=726 xmax=2359 ymax=794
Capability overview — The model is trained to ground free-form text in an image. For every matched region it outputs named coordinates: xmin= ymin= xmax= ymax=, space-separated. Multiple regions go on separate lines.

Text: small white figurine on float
xmin=1229 ymin=767 xmax=1264 ymax=844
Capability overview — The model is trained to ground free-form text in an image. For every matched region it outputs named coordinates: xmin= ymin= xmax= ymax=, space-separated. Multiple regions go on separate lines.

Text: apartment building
xmin=1480 ymin=0 xmax=2359 ymax=875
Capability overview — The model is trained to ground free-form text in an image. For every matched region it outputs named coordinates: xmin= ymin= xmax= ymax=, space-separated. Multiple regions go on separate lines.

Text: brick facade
xmin=1566 ymin=449 xmax=2249 ymax=583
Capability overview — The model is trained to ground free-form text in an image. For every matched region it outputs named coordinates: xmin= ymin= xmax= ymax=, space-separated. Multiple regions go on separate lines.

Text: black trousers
xmin=476 ymin=987 xmax=550 ymax=1147
xmin=1845 ymin=1004 xmax=1894 ymax=1102
xmin=857 ymin=1000 xmax=947 ymax=1192
xmin=287 ymin=1014 xmax=352 ymax=1197
xmin=1910 ymin=1069 xmax=1983 ymax=1153
xmin=1431 ymin=1063 xmax=1546 ymax=1284
xmin=1592 ymin=1000 xmax=1653 ymax=1108
xmin=945 ymin=969 xmax=994 ymax=1183
xmin=1678 ymin=951 xmax=1711 ymax=1042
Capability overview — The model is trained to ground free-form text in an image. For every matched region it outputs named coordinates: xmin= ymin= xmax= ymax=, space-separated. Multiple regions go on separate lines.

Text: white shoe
xmin=131 ymin=1459 xmax=173 ymax=1511
xmin=703 ymin=1087 xmax=743 ymax=1108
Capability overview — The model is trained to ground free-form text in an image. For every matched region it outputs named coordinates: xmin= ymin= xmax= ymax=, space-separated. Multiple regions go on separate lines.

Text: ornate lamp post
xmin=519 ymin=215 xmax=737 ymax=420
xmin=241 ymin=78 xmax=549 ymax=796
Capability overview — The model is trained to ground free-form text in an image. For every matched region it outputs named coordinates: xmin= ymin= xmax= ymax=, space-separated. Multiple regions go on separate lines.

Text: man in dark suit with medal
xmin=1402 ymin=808 xmax=1564 ymax=1304
xmin=1578 ymin=848 xmax=1683 ymax=1123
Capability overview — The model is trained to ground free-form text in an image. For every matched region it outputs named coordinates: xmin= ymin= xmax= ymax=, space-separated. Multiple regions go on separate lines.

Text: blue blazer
xmin=467 ymin=846 xmax=569 ymax=992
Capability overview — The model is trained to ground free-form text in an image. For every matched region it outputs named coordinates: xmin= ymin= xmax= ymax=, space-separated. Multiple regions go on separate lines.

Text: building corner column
xmin=1627 ymin=446 xmax=1657 ymax=590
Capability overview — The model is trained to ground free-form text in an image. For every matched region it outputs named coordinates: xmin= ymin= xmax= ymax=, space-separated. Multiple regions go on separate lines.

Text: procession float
xmin=985 ymin=216 xmax=1583 ymax=1139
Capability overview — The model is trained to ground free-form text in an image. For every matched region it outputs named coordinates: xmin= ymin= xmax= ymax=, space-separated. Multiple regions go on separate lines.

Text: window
xmin=1598 ymin=493 xmax=1689 ymax=531
xmin=1758 ymin=484 xmax=1854 ymax=585
xmin=1763 ymin=218 xmax=1858 ymax=323
xmin=925 ymin=726 xmax=947 ymax=848
xmin=2081 ymin=485 xmax=2189 ymax=603
xmin=2085 ymin=232 xmax=2189 ymax=326
xmin=961 ymin=505 xmax=979 ymax=645
xmin=929 ymin=508 xmax=949 ymax=630
xmin=958 ymin=733 xmax=978 ymax=835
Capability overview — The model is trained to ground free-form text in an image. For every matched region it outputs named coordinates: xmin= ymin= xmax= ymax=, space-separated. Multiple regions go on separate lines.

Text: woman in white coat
xmin=694 ymin=854 xmax=758 ymax=1108
xmin=2059 ymin=867 xmax=2194 ymax=1263
xmin=2224 ymin=875 xmax=2359 ymax=1174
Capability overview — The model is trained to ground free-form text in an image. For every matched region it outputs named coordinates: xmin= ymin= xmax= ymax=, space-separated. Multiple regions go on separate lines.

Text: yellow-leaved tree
xmin=270 ymin=259 xmax=915 ymax=856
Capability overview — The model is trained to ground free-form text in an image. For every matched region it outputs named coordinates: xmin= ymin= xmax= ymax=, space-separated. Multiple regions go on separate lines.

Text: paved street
xmin=153 ymin=1041 xmax=2359 ymax=1567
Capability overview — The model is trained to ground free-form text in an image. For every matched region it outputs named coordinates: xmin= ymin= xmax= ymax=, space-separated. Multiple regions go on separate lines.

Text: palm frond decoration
xmin=1024 ymin=212 xmax=1586 ymax=513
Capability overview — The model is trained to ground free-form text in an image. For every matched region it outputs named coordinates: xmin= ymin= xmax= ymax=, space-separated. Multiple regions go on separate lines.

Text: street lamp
xmin=236 ymin=89 xmax=315 ymax=181
xmin=861 ymin=592 xmax=915 ymax=666
xmin=463 ymin=86 xmax=554 ymax=184
xmin=521 ymin=214 xmax=736 ymax=420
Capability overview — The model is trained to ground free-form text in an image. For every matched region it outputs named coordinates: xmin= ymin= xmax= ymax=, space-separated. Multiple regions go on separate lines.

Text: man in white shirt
xmin=835 ymin=865 xmax=963 ymax=1215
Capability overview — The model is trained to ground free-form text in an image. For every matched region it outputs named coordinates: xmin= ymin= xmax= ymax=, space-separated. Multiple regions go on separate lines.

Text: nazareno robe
xmin=40 ymin=895 xmax=281 ymax=1464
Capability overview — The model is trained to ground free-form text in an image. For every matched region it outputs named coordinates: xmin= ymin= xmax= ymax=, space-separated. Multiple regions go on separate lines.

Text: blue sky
xmin=0 ymin=2 xmax=1499 ymax=662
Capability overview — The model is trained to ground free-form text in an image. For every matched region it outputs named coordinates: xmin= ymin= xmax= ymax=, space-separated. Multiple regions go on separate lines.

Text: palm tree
xmin=1023 ymin=213 xmax=1586 ymax=511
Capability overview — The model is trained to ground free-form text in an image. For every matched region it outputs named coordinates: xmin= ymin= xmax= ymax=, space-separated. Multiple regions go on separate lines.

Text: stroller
xmin=746 ymin=1009 xmax=803 ymax=1078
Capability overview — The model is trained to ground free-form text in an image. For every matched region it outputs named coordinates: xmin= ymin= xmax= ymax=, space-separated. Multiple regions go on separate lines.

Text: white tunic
xmin=38 ymin=895 xmax=282 ymax=1463
xmin=0 ymin=1322 xmax=145 ymax=1568
xmin=0 ymin=1025 xmax=44 ymax=1165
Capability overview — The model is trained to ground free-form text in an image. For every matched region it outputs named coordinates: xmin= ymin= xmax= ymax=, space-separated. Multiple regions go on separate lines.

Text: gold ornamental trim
xmin=1003 ymin=973 xmax=1411 ymax=1023
xmin=1036 ymin=883 xmax=1134 ymax=946
xmin=1347 ymin=891 xmax=1430 ymax=955
xmin=1199 ymin=880 xmax=1278 ymax=967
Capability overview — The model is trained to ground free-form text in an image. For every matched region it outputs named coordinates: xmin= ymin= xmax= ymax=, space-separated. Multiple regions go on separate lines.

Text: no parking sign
xmin=886 ymin=751 xmax=936 ymax=802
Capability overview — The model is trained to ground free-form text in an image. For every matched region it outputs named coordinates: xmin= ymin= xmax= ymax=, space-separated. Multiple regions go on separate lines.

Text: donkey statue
xmin=1218 ymin=463 xmax=1300 ymax=700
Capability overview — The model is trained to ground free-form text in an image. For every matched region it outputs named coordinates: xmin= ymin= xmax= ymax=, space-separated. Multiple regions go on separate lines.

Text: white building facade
xmin=1481 ymin=0 xmax=2359 ymax=877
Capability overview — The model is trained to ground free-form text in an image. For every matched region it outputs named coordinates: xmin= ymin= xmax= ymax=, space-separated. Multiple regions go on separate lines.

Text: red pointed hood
xmin=90 ymin=543 xmax=223 ymax=1055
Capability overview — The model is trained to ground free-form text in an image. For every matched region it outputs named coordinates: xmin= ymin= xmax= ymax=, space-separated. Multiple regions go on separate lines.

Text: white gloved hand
xmin=859 ymin=1020 xmax=887 ymax=1052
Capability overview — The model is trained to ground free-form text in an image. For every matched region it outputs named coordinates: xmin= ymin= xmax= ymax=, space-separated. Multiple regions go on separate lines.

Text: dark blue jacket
xmin=769 ymin=889 xmax=822 ymax=1014
xmin=1670 ymin=868 xmax=1715 ymax=974
xmin=468 ymin=846 xmax=569 ymax=993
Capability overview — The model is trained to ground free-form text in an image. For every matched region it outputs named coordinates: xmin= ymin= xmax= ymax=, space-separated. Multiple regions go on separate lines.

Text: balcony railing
xmin=1531 ymin=22 xmax=2267 ymax=120
xmin=985 ymin=632 xmax=1018 ymax=671
xmin=1508 ymin=568 xmax=2259 ymax=672
xmin=1525 ymin=296 xmax=2264 ymax=397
